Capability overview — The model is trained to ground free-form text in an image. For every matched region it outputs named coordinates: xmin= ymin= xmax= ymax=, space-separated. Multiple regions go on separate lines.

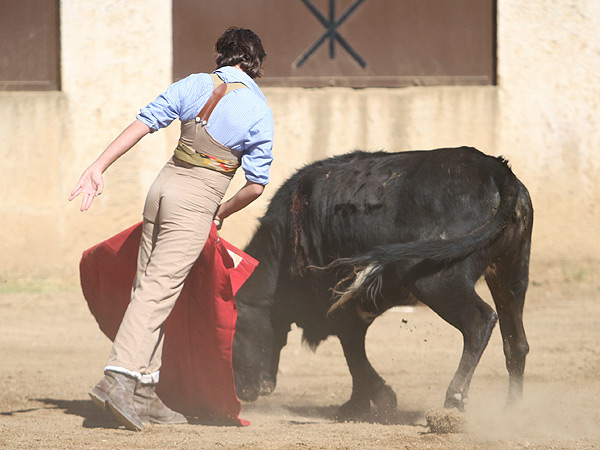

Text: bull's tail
xmin=326 ymin=168 xmax=520 ymax=315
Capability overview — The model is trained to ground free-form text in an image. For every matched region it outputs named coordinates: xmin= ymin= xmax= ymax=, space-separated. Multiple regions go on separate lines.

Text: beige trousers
xmin=105 ymin=156 xmax=232 ymax=382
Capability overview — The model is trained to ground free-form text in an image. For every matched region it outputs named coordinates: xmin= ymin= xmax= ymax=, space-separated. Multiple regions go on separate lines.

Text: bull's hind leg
xmin=485 ymin=248 xmax=530 ymax=405
xmin=336 ymin=322 xmax=397 ymax=422
xmin=413 ymin=275 xmax=498 ymax=411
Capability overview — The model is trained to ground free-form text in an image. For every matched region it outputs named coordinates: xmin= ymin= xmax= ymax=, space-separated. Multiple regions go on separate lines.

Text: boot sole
xmin=144 ymin=415 xmax=188 ymax=425
xmin=107 ymin=400 xmax=146 ymax=432
xmin=90 ymin=388 xmax=186 ymax=425
xmin=89 ymin=389 xmax=108 ymax=411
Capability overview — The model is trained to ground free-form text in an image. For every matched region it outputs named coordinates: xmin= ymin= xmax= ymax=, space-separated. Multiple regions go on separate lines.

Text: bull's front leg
xmin=336 ymin=324 xmax=397 ymax=422
xmin=259 ymin=319 xmax=291 ymax=396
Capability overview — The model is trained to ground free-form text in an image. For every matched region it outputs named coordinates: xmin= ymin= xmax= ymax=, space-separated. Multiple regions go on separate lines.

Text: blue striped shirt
xmin=136 ymin=66 xmax=274 ymax=185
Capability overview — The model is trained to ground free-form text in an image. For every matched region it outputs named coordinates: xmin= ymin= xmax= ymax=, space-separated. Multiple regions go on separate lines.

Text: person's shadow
xmin=31 ymin=398 xmax=121 ymax=429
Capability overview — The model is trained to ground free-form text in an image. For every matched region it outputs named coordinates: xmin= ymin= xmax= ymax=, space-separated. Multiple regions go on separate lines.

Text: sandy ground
xmin=1 ymin=260 xmax=599 ymax=450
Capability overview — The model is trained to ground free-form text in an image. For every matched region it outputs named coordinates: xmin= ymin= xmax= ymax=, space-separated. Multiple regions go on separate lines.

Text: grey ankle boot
xmin=89 ymin=373 xmax=112 ymax=411
xmin=90 ymin=370 xmax=145 ymax=431
xmin=134 ymin=384 xmax=187 ymax=425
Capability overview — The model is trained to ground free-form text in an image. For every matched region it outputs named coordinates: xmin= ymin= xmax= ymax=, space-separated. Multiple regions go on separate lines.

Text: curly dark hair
xmin=215 ymin=27 xmax=266 ymax=79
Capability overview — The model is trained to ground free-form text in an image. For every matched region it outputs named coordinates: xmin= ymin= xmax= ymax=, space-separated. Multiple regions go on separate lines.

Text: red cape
xmin=80 ymin=222 xmax=256 ymax=426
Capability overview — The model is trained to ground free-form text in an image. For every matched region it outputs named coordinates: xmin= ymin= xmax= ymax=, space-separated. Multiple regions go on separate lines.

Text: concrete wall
xmin=0 ymin=0 xmax=598 ymax=282
xmin=0 ymin=1 xmax=173 ymax=280
xmin=496 ymin=1 xmax=600 ymax=265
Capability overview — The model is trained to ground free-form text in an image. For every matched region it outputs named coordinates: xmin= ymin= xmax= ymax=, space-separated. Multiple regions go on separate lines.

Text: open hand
xmin=68 ymin=165 xmax=104 ymax=211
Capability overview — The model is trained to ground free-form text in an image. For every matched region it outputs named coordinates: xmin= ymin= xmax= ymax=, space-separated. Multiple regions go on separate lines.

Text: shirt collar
xmin=213 ymin=66 xmax=267 ymax=103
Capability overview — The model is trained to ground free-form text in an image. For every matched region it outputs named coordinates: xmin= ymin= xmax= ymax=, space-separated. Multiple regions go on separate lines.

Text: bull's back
xmin=275 ymin=147 xmax=517 ymax=262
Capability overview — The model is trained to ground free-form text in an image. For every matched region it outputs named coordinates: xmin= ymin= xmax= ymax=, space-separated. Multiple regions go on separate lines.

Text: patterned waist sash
xmin=173 ymin=140 xmax=240 ymax=175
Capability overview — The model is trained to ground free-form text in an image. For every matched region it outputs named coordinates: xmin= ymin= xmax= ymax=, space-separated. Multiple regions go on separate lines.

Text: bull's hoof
xmin=335 ymin=398 xmax=371 ymax=422
xmin=504 ymin=387 xmax=523 ymax=409
xmin=371 ymin=383 xmax=397 ymax=423
xmin=443 ymin=393 xmax=467 ymax=412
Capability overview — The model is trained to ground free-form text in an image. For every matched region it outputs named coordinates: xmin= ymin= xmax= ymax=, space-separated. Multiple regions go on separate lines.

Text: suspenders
xmin=195 ymin=74 xmax=247 ymax=126
xmin=173 ymin=74 xmax=247 ymax=173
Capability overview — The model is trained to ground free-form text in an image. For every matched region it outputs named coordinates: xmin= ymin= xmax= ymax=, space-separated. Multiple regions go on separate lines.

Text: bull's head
xmin=232 ymin=218 xmax=290 ymax=402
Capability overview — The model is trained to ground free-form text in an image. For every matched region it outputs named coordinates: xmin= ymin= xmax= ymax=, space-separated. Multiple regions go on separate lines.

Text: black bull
xmin=232 ymin=147 xmax=533 ymax=420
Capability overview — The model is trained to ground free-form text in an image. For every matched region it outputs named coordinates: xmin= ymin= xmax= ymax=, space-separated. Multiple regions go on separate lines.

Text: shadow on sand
xmin=242 ymin=401 xmax=425 ymax=426
xmin=22 ymin=398 xmax=425 ymax=429
xmin=32 ymin=398 xmax=121 ymax=429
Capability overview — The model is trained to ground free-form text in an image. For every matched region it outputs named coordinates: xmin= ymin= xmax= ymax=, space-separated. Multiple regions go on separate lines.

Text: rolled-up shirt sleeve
xmin=136 ymin=80 xmax=183 ymax=132
xmin=241 ymin=109 xmax=274 ymax=185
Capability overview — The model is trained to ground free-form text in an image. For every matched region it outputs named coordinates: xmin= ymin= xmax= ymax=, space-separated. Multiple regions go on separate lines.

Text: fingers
xmin=69 ymin=182 xmax=84 ymax=201
xmin=81 ymin=193 xmax=95 ymax=212
xmin=68 ymin=188 xmax=80 ymax=201
xmin=69 ymin=168 xmax=104 ymax=210
xmin=70 ymin=188 xmax=100 ymax=210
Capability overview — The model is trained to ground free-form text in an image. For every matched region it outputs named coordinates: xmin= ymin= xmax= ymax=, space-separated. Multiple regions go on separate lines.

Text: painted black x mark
xmin=297 ymin=0 xmax=367 ymax=68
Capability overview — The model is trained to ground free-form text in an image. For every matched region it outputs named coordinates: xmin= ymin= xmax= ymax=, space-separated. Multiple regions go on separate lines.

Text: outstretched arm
xmin=214 ymin=180 xmax=264 ymax=229
xmin=69 ymin=120 xmax=151 ymax=211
